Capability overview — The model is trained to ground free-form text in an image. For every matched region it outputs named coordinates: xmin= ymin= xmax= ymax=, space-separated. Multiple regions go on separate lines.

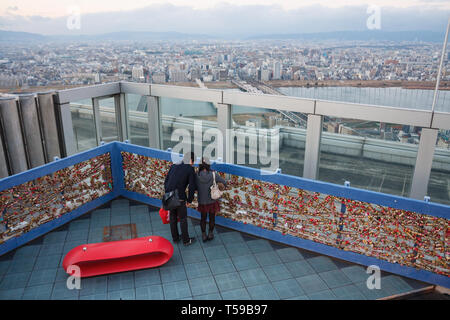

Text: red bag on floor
xmin=159 ymin=208 xmax=170 ymax=224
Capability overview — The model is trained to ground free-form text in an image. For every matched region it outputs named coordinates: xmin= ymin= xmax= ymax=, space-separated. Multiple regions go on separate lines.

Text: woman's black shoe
xmin=202 ymin=232 xmax=207 ymax=242
xmin=207 ymin=232 xmax=214 ymax=241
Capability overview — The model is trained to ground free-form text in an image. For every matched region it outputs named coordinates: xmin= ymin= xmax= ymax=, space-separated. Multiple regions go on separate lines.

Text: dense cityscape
xmin=0 ymin=39 xmax=448 ymax=88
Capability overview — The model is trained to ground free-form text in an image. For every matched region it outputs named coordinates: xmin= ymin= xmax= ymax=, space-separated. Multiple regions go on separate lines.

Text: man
xmin=164 ymin=152 xmax=197 ymax=246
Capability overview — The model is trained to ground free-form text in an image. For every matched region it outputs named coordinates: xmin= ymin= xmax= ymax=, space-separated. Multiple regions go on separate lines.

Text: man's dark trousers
xmin=169 ymin=202 xmax=189 ymax=243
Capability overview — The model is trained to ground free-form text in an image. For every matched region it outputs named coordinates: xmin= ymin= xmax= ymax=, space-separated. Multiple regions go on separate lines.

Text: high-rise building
xmin=152 ymin=73 xmax=166 ymax=83
xmin=273 ymin=61 xmax=281 ymax=80
xmin=261 ymin=69 xmax=270 ymax=81
xmin=132 ymin=66 xmax=144 ymax=82
xmin=94 ymin=73 xmax=101 ymax=84
xmin=169 ymin=70 xmax=188 ymax=82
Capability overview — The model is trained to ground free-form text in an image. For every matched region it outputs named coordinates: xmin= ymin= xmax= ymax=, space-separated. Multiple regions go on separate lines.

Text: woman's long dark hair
xmin=199 ymin=159 xmax=210 ymax=172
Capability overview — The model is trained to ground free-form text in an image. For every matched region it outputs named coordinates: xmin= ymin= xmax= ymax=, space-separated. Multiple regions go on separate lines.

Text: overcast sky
xmin=0 ymin=0 xmax=449 ymax=35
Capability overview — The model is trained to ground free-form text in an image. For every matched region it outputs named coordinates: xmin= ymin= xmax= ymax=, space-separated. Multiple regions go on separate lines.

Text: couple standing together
xmin=163 ymin=152 xmax=227 ymax=246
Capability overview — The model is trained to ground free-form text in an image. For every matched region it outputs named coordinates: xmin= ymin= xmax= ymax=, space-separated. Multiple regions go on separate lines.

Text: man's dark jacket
xmin=164 ymin=162 xmax=197 ymax=203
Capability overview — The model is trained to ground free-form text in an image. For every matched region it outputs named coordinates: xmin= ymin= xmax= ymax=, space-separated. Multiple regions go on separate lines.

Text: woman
xmin=196 ymin=157 xmax=227 ymax=242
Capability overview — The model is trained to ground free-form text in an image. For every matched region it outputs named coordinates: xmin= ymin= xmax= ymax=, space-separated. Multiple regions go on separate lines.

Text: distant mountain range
xmin=246 ymin=30 xmax=445 ymax=42
xmin=0 ymin=29 xmax=445 ymax=43
xmin=0 ymin=30 xmax=212 ymax=42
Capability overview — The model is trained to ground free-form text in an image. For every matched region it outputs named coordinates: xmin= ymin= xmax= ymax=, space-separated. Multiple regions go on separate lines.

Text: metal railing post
xmin=409 ymin=128 xmax=439 ymax=200
xmin=303 ymin=114 xmax=323 ymax=180
xmin=217 ymin=103 xmax=232 ymax=164
xmin=147 ymin=96 xmax=162 ymax=149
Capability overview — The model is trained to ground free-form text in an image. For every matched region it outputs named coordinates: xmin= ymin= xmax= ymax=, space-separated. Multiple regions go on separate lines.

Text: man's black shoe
xmin=183 ymin=237 xmax=196 ymax=246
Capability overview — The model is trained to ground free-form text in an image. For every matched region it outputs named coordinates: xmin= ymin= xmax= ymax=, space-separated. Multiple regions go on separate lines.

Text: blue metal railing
xmin=0 ymin=141 xmax=449 ymax=288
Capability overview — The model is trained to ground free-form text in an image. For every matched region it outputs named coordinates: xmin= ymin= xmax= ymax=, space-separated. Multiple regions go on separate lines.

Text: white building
xmin=261 ymin=69 xmax=270 ymax=82
xmin=273 ymin=61 xmax=281 ymax=80
xmin=152 ymin=73 xmax=166 ymax=83
xmin=169 ymin=70 xmax=188 ymax=82
xmin=132 ymin=66 xmax=144 ymax=82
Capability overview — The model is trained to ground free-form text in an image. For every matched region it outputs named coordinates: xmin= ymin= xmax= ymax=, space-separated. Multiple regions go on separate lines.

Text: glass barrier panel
xmin=126 ymin=94 xmax=149 ymax=147
xmin=97 ymin=97 xmax=119 ymax=143
xmin=70 ymin=99 xmax=96 ymax=152
xmin=231 ymin=105 xmax=307 ymax=176
xmin=318 ymin=118 xmax=421 ymax=197
xmin=427 ymin=129 xmax=450 ymax=205
xmin=279 ymin=86 xmax=443 ymax=111
xmin=160 ymin=97 xmax=218 ymax=159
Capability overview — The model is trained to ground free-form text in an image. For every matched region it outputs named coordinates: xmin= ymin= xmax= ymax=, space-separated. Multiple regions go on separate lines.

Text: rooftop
xmin=0 ymin=197 xmax=437 ymax=300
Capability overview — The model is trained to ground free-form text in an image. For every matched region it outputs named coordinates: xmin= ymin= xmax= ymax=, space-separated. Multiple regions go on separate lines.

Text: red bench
xmin=63 ymin=236 xmax=174 ymax=278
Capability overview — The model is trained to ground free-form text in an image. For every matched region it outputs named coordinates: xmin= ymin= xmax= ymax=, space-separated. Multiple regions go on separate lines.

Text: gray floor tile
xmin=184 ymin=262 xmax=212 ymax=280
xmin=224 ymin=242 xmax=251 ymax=257
xmin=80 ymin=293 xmax=108 ymax=300
xmin=296 ymin=274 xmax=329 ymax=294
xmin=27 ymin=268 xmax=58 ymax=287
xmin=181 ymin=248 xmax=206 ymax=264
xmin=286 ymin=295 xmax=310 ymax=300
xmin=107 ymin=272 xmax=135 ymax=292
xmin=214 ymin=272 xmax=244 ymax=292
xmin=318 ymin=269 xmax=353 ymax=289
xmin=284 ymin=260 xmax=316 ymax=278
xmin=160 ymin=264 xmax=187 ymax=283
xmin=220 ymin=231 xmax=245 ymax=244
xmin=254 ymin=251 xmax=282 ymax=266
xmin=188 ymin=276 xmax=219 ymax=296
xmin=135 ymin=284 xmax=164 ymax=300
xmin=200 ymin=234 xmax=224 ymax=248
xmin=89 ymin=220 xmax=109 ymax=229
xmin=0 ymin=287 xmax=24 ymax=300
xmin=68 ymin=220 xmax=90 ymax=232
xmin=307 ymin=289 xmax=337 ymax=300
xmin=62 ymin=240 xmax=85 ymax=257
xmin=340 ymin=265 xmax=370 ymax=284
xmin=247 ymin=283 xmax=280 ymax=300
xmin=79 ymin=276 xmax=108 ymax=296
xmin=90 ymin=208 xmax=111 ymax=219
xmin=332 ymin=284 xmax=367 ymax=300
xmin=136 ymin=226 xmax=153 ymax=238
xmin=55 ymin=268 xmax=70 ymax=283
xmin=13 ymin=245 xmax=41 ymax=260
xmin=0 ymin=260 xmax=11 ymax=277
xmin=272 ymin=279 xmax=305 ymax=299
xmin=231 ymin=254 xmax=260 ymax=271
xmin=134 ymin=268 xmax=161 ymax=287
xmin=220 ymin=287 xmax=251 ymax=300
xmin=108 ymin=289 xmax=135 ymax=300
xmin=194 ymin=293 xmax=222 ymax=300
xmin=163 ymin=280 xmax=192 ymax=300
xmin=276 ymin=248 xmax=304 ymax=263
xmin=203 ymin=245 xmax=229 ymax=261
xmin=50 ymin=280 xmax=80 ymax=300
xmin=7 ymin=257 xmax=36 ymax=274
xmin=307 ymin=256 xmax=338 ymax=273
xmin=354 ymin=281 xmax=390 ymax=300
xmin=34 ymin=254 xmax=61 ymax=271
xmin=22 ymin=283 xmax=53 ymax=300
xmin=239 ymin=268 xmax=269 ymax=287
xmin=262 ymin=264 xmax=293 ymax=282
xmin=162 ymin=246 xmax=183 ymax=268
xmin=43 ymin=231 xmax=67 ymax=244
xmin=208 ymin=258 xmax=236 ymax=275
xmin=247 ymin=240 xmax=274 ymax=254
xmin=38 ymin=243 xmax=64 ymax=257
xmin=66 ymin=230 xmax=88 ymax=242
xmin=111 ymin=215 xmax=131 ymax=226
xmin=380 ymin=275 xmax=414 ymax=296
